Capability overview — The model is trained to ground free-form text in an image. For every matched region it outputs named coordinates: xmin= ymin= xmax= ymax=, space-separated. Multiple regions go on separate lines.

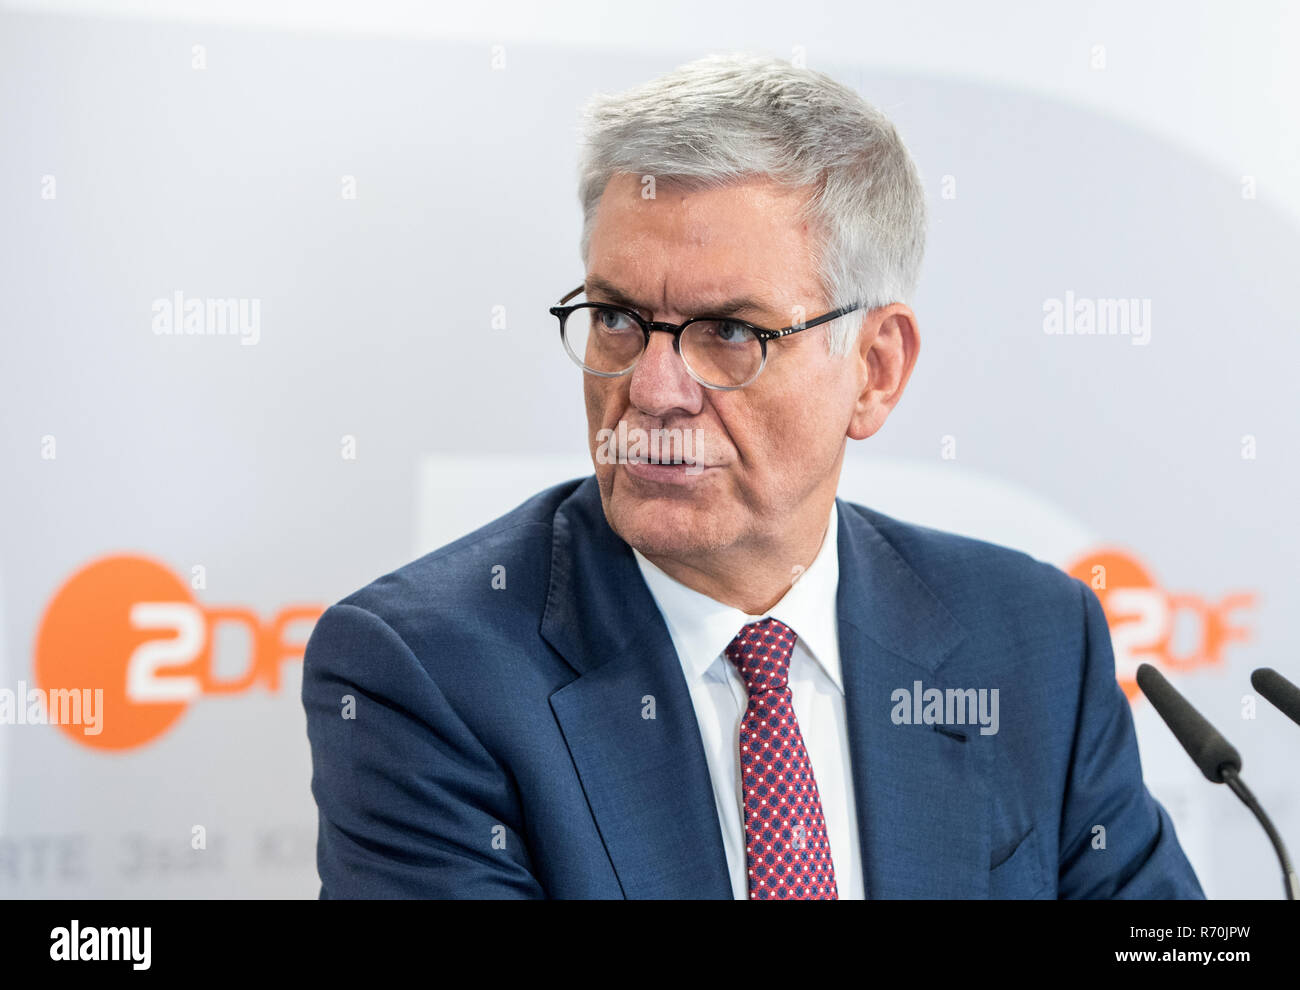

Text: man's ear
xmin=846 ymin=304 xmax=920 ymax=441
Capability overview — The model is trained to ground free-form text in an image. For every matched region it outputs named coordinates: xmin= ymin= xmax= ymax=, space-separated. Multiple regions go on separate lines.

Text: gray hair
xmin=576 ymin=52 xmax=927 ymax=355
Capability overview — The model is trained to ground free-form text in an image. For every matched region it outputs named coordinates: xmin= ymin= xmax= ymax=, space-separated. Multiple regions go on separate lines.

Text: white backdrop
xmin=1 ymin=0 xmax=1298 ymax=899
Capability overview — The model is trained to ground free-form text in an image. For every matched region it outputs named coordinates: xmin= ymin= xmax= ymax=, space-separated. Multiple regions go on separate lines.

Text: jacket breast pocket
xmin=988 ymin=826 xmax=1050 ymax=899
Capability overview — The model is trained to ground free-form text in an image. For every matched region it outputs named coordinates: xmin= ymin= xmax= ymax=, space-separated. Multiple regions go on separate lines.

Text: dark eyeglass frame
xmin=549 ymin=284 xmax=865 ymax=390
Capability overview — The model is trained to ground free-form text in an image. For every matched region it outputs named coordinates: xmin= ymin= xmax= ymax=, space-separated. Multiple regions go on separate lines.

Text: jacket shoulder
xmin=839 ymin=498 xmax=1086 ymax=619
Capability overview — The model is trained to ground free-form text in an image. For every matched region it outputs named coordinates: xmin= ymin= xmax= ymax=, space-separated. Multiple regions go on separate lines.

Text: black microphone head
xmin=1251 ymin=667 xmax=1300 ymax=728
xmin=1136 ymin=663 xmax=1242 ymax=783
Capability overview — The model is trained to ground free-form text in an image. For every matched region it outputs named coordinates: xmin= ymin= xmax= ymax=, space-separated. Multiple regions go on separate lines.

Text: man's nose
xmin=627 ymin=328 xmax=705 ymax=418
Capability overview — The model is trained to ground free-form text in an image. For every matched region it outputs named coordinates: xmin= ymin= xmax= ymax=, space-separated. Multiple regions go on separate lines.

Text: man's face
xmin=583 ymin=172 xmax=869 ymax=564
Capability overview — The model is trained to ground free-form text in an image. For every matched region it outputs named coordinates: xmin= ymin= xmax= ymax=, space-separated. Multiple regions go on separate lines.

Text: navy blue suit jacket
xmin=302 ymin=475 xmax=1204 ymax=898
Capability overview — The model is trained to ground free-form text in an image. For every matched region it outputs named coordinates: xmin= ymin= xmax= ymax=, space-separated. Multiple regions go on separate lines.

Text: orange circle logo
xmin=33 ymin=554 xmax=322 ymax=752
xmin=1066 ymin=547 xmax=1256 ymax=701
xmin=34 ymin=555 xmax=206 ymax=751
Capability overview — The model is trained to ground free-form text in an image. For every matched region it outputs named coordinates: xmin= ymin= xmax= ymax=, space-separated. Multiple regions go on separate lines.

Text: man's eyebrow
xmin=584 ymin=276 xmax=646 ymax=310
xmin=584 ymin=275 xmax=777 ymax=322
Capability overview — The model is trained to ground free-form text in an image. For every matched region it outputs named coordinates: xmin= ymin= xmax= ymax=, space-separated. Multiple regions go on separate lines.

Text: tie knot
xmin=724 ymin=617 xmax=797 ymax=694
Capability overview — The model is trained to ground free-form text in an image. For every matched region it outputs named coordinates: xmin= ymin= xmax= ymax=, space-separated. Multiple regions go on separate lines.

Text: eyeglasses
xmin=549 ymin=285 xmax=864 ymax=390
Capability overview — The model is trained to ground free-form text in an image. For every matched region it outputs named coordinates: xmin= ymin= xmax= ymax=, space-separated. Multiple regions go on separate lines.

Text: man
xmin=302 ymin=53 xmax=1203 ymax=899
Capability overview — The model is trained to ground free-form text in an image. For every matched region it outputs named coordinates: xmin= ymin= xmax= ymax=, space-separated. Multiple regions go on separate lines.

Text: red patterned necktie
xmin=724 ymin=616 xmax=838 ymax=900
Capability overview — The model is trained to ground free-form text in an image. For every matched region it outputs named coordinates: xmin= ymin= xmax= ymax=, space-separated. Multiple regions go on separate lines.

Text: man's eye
xmin=596 ymin=307 xmax=637 ymax=331
xmin=698 ymin=320 xmax=753 ymax=343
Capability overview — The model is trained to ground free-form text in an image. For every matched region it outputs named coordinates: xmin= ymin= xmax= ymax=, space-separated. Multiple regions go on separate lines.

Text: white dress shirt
xmin=632 ymin=501 xmax=864 ymax=899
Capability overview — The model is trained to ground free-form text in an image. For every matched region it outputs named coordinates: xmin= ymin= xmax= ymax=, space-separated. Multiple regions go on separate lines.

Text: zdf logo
xmin=34 ymin=555 xmax=322 ymax=751
xmin=1065 ymin=548 xmax=1256 ymax=701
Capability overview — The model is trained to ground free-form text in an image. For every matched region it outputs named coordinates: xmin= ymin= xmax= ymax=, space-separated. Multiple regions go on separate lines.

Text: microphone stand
xmin=1220 ymin=765 xmax=1299 ymax=900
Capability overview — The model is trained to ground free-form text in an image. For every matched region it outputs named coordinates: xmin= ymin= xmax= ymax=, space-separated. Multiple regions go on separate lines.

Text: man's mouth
xmin=595 ymin=423 xmax=712 ymax=476
xmin=620 ymin=457 xmax=712 ymax=483
xmin=627 ymin=452 xmax=693 ymax=466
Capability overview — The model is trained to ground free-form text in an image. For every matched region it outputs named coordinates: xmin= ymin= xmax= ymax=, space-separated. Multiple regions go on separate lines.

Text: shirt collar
xmin=632 ymin=501 xmax=842 ymax=693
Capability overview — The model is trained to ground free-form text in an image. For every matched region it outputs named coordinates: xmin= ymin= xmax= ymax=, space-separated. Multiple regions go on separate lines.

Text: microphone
xmin=1251 ymin=668 xmax=1300 ymax=728
xmin=1136 ymin=663 xmax=1241 ymax=782
xmin=1136 ymin=663 xmax=1298 ymax=900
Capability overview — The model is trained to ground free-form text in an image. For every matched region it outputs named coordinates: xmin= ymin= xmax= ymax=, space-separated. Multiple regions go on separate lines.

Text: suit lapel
xmin=543 ymin=477 xmax=732 ymax=898
xmin=835 ymin=498 xmax=992 ymax=898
